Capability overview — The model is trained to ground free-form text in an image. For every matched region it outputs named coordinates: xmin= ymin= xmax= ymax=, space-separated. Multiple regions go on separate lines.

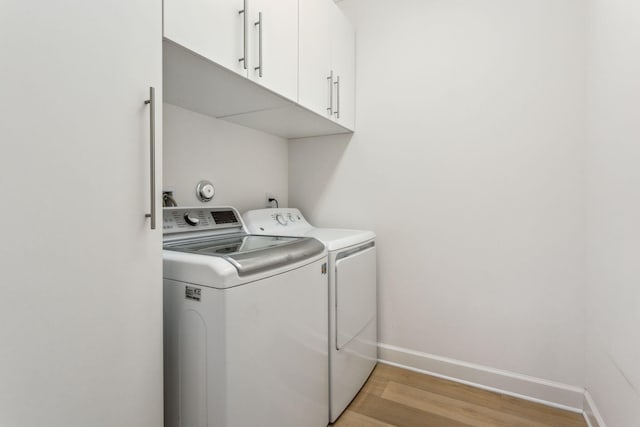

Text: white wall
xmin=163 ymin=103 xmax=288 ymax=213
xmin=586 ymin=0 xmax=640 ymax=425
xmin=290 ymin=0 xmax=587 ymax=388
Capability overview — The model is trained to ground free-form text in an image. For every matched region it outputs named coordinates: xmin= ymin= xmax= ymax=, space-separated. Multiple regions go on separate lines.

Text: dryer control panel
xmin=242 ymin=208 xmax=313 ymax=235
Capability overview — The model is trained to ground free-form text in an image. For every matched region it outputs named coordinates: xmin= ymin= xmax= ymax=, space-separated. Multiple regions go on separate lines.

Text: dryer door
xmin=335 ymin=243 xmax=376 ymax=349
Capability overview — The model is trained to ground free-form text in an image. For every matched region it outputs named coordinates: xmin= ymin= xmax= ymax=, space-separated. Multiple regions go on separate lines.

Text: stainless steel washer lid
xmin=164 ymin=234 xmax=325 ymax=276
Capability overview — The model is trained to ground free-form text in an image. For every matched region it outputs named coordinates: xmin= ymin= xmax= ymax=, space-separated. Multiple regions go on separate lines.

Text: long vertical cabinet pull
xmin=238 ymin=0 xmax=247 ymax=69
xmin=254 ymin=12 xmax=263 ymax=77
xmin=334 ymin=75 xmax=341 ymax=119
xmin=144 ymin=87 xmax=156 ymax=230
xmin=327 ymin=70 xmax=334 ymax=116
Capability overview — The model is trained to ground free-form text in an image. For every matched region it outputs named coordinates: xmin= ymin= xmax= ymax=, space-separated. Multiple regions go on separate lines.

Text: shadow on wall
xmin=288 ymin=133 xmax=353 ymax=220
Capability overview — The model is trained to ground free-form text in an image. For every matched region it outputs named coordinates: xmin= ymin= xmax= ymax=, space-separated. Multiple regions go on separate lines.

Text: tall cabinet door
xmin=299 ymin=0 xmax=333 ymax=118
xmin=164 ymin=0 xmax=247 ymax=76
xmin=247 ymin=0 xmax=299 ymax=102
xmin=331 ymin=7 xmax=356 ymax=130
xmin=0 ymin=1 xmax=163 ymax=426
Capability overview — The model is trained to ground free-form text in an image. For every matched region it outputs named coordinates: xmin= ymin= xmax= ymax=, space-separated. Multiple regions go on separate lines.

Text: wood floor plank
xmin=371 ymin=364 xmax=586 ymax=427
xmin=332 ymin=410 xmax=396 ymax=427
xmin=357 ymin=369 xmax=390 ymax=397
xmin=331 ymin=364 xmax=587 ymax=427
xmin=348 ymin=393 xmax=472 ymax=427
xmin=381 ymin=380 xmax=549 ymax=427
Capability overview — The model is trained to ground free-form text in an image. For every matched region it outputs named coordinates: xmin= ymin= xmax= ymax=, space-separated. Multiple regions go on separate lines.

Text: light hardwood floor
xmin=331 ymin=364 xmax=587 ymax=427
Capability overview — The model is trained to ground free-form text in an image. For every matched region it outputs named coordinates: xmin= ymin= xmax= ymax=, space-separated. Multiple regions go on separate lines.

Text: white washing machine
xmin=162 ymin=207 xmax=329 ymax=427
xmin=242 ymin=208 xmax=377 ymax=423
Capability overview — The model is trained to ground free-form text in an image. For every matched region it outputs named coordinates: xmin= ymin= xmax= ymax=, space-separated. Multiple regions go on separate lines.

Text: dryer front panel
xmin=335 ymin=243 xmax=377 ymax=350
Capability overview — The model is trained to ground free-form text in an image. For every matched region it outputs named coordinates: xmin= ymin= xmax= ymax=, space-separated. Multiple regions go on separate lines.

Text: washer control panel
xmin=163 ymin=207 xmax=243 ymax=234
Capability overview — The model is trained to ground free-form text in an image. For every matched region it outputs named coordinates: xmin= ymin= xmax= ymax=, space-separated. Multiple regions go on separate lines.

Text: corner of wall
xmin=583 ymin=390 xmax=606 ymax=427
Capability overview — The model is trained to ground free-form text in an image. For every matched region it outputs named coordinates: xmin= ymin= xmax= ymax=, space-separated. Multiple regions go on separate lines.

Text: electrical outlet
xmin=265 ymin=192 xmax=276 ymax=208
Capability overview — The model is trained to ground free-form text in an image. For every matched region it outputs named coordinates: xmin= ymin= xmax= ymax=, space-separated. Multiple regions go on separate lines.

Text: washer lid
xmin=164 ymin=234 xmax=325 ymax=276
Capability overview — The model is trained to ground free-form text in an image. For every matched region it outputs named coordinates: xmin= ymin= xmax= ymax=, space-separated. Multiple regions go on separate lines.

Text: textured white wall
xmin=586 ymin=0 xmax=640 ymax=425
xmin=290 ymin=0 xmax=587 ymax=386
xmin=163 ymin=103 xmax=288 ymax=213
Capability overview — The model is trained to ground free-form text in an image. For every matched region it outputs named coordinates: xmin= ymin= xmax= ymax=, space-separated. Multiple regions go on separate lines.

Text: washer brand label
xmin=185 ymin=286 xmax=201 ymax=302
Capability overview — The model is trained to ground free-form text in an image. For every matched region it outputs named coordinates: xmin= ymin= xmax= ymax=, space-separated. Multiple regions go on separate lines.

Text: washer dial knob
xmin=184 ymin=213 xmax=200 ymax=226
xmin=275 ymin=214 xmax=288 ymax=225
xmin=288 ymin=213 xmax=297 ymax=223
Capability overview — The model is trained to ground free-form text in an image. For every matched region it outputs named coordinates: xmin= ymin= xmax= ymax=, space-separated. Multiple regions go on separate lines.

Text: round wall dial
xmin=196 ymin=180 xmax=215 ymax=202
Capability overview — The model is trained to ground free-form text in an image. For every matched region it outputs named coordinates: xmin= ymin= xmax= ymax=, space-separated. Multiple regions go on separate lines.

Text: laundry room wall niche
xmin=163 ymin=103 xmax=288 ymax=213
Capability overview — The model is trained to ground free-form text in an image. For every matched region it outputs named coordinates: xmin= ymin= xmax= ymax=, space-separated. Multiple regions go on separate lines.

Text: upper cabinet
xmin=247 ymin=0 xmax=299 ymax=102
xmin=330 ymin=7 xmax=356 ymax=130
xmin=298 ymin=0 xmax=333 ymax=119
xmin=164 ymin=0 xmax=247 ymax=77
xmin=299 ymin=0 xmax=355 ymax=131
xmin=163 ymin=0 xmax=355 ymax=138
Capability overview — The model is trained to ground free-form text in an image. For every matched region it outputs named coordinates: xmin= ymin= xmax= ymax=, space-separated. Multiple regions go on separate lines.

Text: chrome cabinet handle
xmin=254 ymin=12 xmax=263 ymax=77
xmin=327 ymin=70 xmax=333 ymax=116
xmin=144 ymin=87 xmax=156 ymax=230
xmin=238 ymin=0 xmax=247 ymax=69
xmin=334 ymin=75 xmax=341 ymax=119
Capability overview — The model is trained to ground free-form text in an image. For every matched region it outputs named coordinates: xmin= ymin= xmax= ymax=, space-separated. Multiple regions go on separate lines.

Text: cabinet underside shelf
xmin=163 ymin=39 xmax=353 ymax=139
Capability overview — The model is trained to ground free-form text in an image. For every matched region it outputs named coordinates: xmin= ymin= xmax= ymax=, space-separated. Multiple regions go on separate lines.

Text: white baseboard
xmin=377 ymin=343 xmax=585 ymax=413
xmin=583 ymin=390 xmax=606 ymax=427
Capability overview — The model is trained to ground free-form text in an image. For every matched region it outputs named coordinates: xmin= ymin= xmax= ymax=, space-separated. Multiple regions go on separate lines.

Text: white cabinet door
xmin=247 ymin=0 xmax=299 ymax=101
xmin=299 ymin=0 xmax=333 ymax=118
xmin=164 ymin=0 xmax=247 ymax=76
xmin=0 ymin=1 xmax=163 ymax=426
xmin=300 ymin=0 xmax=355 ymax=129
xmin=330 ymin=6 xmax=356 ymax=130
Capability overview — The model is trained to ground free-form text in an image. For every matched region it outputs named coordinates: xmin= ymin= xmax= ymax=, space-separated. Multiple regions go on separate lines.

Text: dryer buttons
xmin=275 ymin=214 xmax=288 ymax=225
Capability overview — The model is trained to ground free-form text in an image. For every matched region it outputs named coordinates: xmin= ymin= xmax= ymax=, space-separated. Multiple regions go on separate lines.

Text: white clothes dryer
xmin=242 ymin=208 xmax=377 ymax=423
xmin=163 ymin=207 xmax=329 ymax=427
